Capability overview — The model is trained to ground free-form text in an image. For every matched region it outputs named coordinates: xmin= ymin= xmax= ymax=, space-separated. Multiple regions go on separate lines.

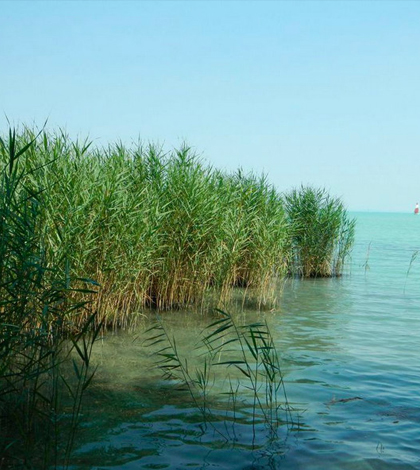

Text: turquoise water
xmin=73 ymin=212 xmax=420 ymax=469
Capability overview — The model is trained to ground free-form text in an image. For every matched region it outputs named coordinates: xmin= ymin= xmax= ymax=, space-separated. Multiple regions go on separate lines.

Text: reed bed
xmin=0 ymin=129 xmax=101 ymax=468
xmin=0 ymin=125 xmax=354 ymax=464
xmin=284 ymin=186 xmax=355 ymax=277
xmin=0 ymin=127 xmax=355 ymax=326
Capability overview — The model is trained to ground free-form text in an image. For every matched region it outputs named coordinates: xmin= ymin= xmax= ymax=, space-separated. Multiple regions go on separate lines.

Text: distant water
xmin=73 ymin=212 xmax=420 ymax=470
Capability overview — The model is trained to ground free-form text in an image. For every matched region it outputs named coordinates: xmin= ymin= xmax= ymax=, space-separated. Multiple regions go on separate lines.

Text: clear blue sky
xmin=2 ymin=1 xmax=420 ymax=212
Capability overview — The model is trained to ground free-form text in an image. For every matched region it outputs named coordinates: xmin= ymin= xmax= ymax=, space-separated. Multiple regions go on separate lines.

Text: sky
xmin=1 ymin=0 xmax=420 ymax=212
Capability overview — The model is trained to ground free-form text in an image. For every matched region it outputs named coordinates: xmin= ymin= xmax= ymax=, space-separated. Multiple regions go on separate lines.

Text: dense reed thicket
xmin=145 ymin=309 xmax=294 ymax=443
xmin=0 ymin=127 xmax=355 ymax=326
xmin=0 ymin=129 xmax=101 ymax=468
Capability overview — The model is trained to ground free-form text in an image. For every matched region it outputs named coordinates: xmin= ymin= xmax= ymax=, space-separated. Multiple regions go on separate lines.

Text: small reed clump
xmin=284 ymin=186 xmax=355 ymax=277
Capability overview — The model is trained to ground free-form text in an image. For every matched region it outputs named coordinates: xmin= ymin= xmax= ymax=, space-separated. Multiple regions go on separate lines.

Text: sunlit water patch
xmin=71 ymin=213 xmax=420 ymax=469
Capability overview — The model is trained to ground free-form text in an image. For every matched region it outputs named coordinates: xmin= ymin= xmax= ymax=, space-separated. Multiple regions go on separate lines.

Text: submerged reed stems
xmin=144 ymin=309 xmax=294 ymax=445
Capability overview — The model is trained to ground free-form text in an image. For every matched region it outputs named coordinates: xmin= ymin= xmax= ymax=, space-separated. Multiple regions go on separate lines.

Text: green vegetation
xmin=144 ymin=309 xmax=295 ymax=445
xmin=0 ymin=126 xmax=355 ymax=326
xmin=284 ymin=186 xmax=355 ymax=277
xmin=404 ymin=249 xmax=418 ymax=294
xmin=0 ymin=128 xmax=101 ymax=468
xmin=0 ymin=124 xmax=355 ymax=466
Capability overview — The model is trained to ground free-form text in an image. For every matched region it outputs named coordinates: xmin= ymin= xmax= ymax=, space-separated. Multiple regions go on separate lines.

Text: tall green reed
xmin=284 ymin=186 xmax=355 ymax=277
xmin=403 ymin=250 xmax=418 ymax=294
xmin=1 ymin=126 xmax=355 ymax=325
xmin=0 ymin=128 xmax=101 ymax=469
xmin=1 ymin=128 xmax=293 ymax=321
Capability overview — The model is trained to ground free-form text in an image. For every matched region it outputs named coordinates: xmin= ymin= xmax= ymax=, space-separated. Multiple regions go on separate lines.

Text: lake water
xmin=73 ymin=212 xmax=420 ymax=469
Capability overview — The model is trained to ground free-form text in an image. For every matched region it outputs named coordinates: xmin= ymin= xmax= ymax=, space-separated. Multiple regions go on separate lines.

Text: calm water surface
xmin=73 ymin=212 xmax=420 ymax=469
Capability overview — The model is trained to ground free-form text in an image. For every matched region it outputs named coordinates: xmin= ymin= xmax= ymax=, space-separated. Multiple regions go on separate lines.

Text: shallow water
xmin=73 ymin=212 xmax=420 ymax=469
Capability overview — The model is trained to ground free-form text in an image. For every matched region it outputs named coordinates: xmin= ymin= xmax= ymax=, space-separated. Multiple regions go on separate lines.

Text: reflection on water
xmin=72 ymin=213 xmax=420 ymax=469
